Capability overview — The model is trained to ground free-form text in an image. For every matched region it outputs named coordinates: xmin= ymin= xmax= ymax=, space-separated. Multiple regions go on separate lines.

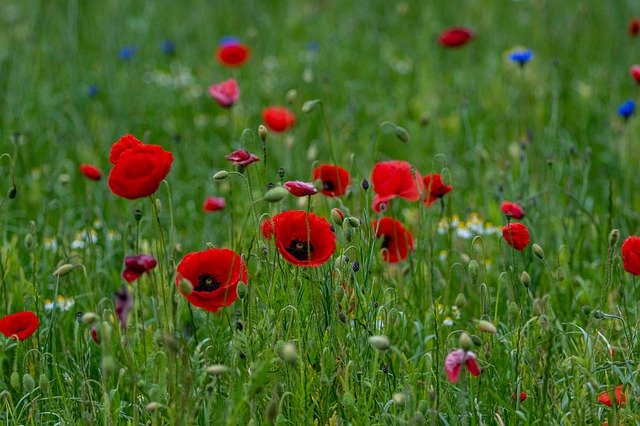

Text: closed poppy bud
xmin=8 ymin=185 xmax=17 ymax=199
xmin=477 ymin=320 xmax=497 ymax=334
xmin=236 ymin=282 xmax=247 ymax=299
xmin=346 ymin=217 xmax=360 ymax=228
xmin=10 ymin=371 xmax=19 ymax=390
xmin=368 ymin=335 xmax=390 ymax=351
xmin=101 ymin=356 xmax=116 ymax=375
xmin=301 ymin=99 xmax=320 ymax=113
xmin=280 ymin=342 xmax=298 ymax=365
xmin=264 ymin=186 xmax=289 ymax=202
xmin=521 ymin=271 xmax=531 ymax=287
xmin=179 ymin=278 xmax=193 ymax=295
xmin=258 ymin=125 xmax=268 ymax=142
xmin=39 ymin=374 xmax=50 ymax=394
xmin=468 ymin=260 xmax=479 ymax=285
xmin=146 ymin=402 xmax=161 ymax=413
xmin=22 ymin=373 xmax=35 ymax=393
xmin=213 ymin=170 xmax=229 ymax=180
xmin=82 ymin=312 xmax=99 ymax=324
xmin=471 ymin=335 xmax=483 ymax=346
xmin=532 ymin=243 xmax=544 ymax=259
xmin=53 ymin=263 xmax=76 ymax=276
xmin=394 ymin=125 xmax=410 ymax=142
xmin=206 ymin=364 xmax=231 ymax=375
xmin=609 ymin=229 xmax=620 ymax=247
xmin=556 ymin=267 xmax=564 ymax=281
xmin=331 ymin=208 xmax=345 ymax=226
xmin=459 ymin=332 xmax=473 ymax=351
xmin=455 ymin=293 xmax=467 ymax=310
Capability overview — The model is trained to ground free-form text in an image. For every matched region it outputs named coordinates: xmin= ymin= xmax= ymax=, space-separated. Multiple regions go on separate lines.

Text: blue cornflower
xmin=119 ymin=45 xmax=137 ymax=60
xmin=87 ymin=84 xmax=98 ymax=98
xmin=161 ymin=40 xmax=176 ymax=55
xmin=509 ymin=49 xmax=534 ymax=66
xmin=618 ymin=100 xmax=636 ymax=120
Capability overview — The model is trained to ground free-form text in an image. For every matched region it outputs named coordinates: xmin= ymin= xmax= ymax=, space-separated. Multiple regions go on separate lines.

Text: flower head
xmin=115 ymin=285 xmax=133 ymax=328
xmin=438 ymin=27 xmax=475 ymax=47
xmin=216 ymin=37 xmax=250 ymax=67
xmin=283 ymin=181 xmax=318 ymax=197
xmin=500 ymin=201 xmax=526 ymax=219
xmin=80 ymin=164 xmax=102 ymax=181
xmin=373 ymin=217 xmax=414 ymax=263
xmin=261 ymin=217 xmax=275 ymax=239
xmin=203 ymin=196 xmax=226 ymax=212
xmin=0 ymin=311 xmax=39 ymax=341
xmin=630 ymin=18 xmax=640 ymax=37
xmin=444 ymin=349 xmax=481 ymax=382
xmin=271 ymin=210 xmax=336 ymax=267
xmin=371 ymin=160 xmax=422 ymax=212
xmin=630 ymin=65 xmax=640 ymax=84
xmin=597 ymin=384 xmax=626 ymax=407
xmin=225 ymin=149 xmax=259 ymax=166
xmin=208 ymin=79 xmax=240 ymax=108
xmin=176 ymin=248 xmax=248 ymax=313
xmin=621 ymin=236 xmax=640 ymax=275
xmin=313 ymin=164 xmax=350 ymax=197
xmin=509 ymin=49 xmax=533 ymax=66
xmin=502 ymin=222 xmax=530 ymax=251
xmin=122 ymin=255 xmax=157 ymax=282
xmin=262 ymin=107 xmax=296 ymax=133
xmin=618 ymin=100 xmax=636 ymax=120
xmin=423 ymin=174 xmax=453 ymax=206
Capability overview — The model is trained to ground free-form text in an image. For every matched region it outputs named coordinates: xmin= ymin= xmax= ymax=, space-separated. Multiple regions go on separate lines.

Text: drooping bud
xmin=53 ymin=263 xmax=76 ymax=277
xmin=264 ymin=186 xmax=289 ymax=202
xmin=592 ymin=310 xmax=605 ymax=319
xmin=331 ymin=208 xmax=345 ymax=226
xmin=8 ymin=185 xmax=17 ymax=199
xmin=556 ymin=267 xmax=565 ymax=281
xmin=346 ymin=217 xmax=360 ymax=228
xmin=236 ymin=282 xmax=247 ymax=299
xmin=477 ymin=320 xmax=497 ymax=334
xmin=454 ymin=293 xmax=467 ymax=310
xmin=532 ymin=243 xmax=544 ymax=260
xmin=520 ymin=271 xmax=531 ymax=287
xmin=471 ymin=335 xmax=483 ymax=346
xmin=81 ymin=312 xmax=99 ymax=324
xmin=206 ymin=364 xmax=231 ymax=375
xmin=280 ymin=342 xmax=298 ymax=365
xmin=179 ymin=278 xmax=193 ymax=295
xmin=609 ymin=229 xmax=620 ymax=247
xmin=394 ymin=126 xmax=410 ymax=142
xmin=213 ymin=170 xmax=229 ymax=180
xmin=22 ymin=373 xmax=35 ymax=393
xmin=23 ymin=234 xmax=34 ymax=250
xmin=258 ymin=125 xmax=268 ymax=142
xmin=459 ymin=332 xmax=473 ymax=351
xmin=301 ymin=99 xmax=320 ymax=113
xmin=146 ymin=402 xmax=161 ymax=412
xmin=468 ymin=260 xmax=479 ymax=285
xmin=368 ymin=335 xmax=390 ymax=351
xmin=39 ymin=374 xmax=50 ymax=394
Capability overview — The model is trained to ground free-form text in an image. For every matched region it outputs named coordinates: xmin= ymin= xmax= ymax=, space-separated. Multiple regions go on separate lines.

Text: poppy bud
xmin=82 ymin=312 xmax=99 ymax=324
xmin=508 ymin=301 xmax=520 ymax=322
xmin=532 ymin=244 xmax=544 ymax=260
xmin=236 ymin=282 xmax=247 ymax=299
xmin=331 ymin=208 xmax=345 ymax=226
xmin=368 ymin=335 xmax=390 ymax=351
xmin=206 ymin=364 xmax=231 ymax=375
xmin=280 ymin=342 xmax=298 ymax=365
xmin=134 ymin=209 xmax=143 ymax=222
xmin=592 ymin=310 xmax=605 ymax=319
xmin=10 ymin=371 xmax=19 ymax=390
xmin=264 ymin=186 xmax=288 ymax=202
xmin=361 ymin=179 xmax=369 ymax=190
xmin=179 ymin=278 xmax=193 ymax=295
xmin=392 ymin=392 xmax=406 ymax=405
xmin=609 ymin=229 xmax=620 ymax=247
xmin=23 ymin=234 xmax=34 ymax=250
xmin=471 ymin=334 xmax=483 ymax=346
xmin=301 ymin=99 xmax=320 ymax=113
xmin=39 ymin=374 xmax=50 ymax=394
xmin=277 ymin=167 xmax=285 ymax=179
xmin=341 ymin=391 xmax=355 ymax=409
xmin=58 ymin=174 xmax=71 ymax=185
xmin=394 ymin=125 xmax=410 ymax=142
xmin=258 ymin=125 xmax=268 ymax=142
xmin=352 ymin=260 xmax=360 ymax=272
xmin=468 ymin=260 xmax=479 ymax=285
xmin=53 ymin=263 xmax=76 ymax=277
xmin=520 ymin=271 xmax=531 ymax=287
xmin=538 ymin=314 xmax=550 ymax=331
xmin=346 ymin=217 xmax=360 ymax=228
xmin=459 ymin=331 xmax=473 ymax=351
xmin=556 ymin=267 xmax=565 ymax=281
xmin=477 ymin=320 xmax=497 ymax=334
xmin=265 ymin=396 xmax=279 ymax=422
xmin=22 ymin=373 xmax=35 ymax=393
xmin=454 ymin=293 xmax=467 ymax=309
xmin=213 ymin=170 xmax=229 ymax=180
xmin=146 ymin=402 xmax=161 ymax=413
xmin=8 ymin=185 xmax=17 ymax=199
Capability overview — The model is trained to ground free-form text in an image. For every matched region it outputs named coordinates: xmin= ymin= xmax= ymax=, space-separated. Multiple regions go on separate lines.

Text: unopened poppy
xmin=108 ymin=134 xmax=173 ymax=200
xmin=203 ymin=196 xmax=226 ymax=212
xmin=216 ymin=37 xmax=250 ymax=67
xmin=371 ymin=160 xmax=422 ymax=212
xmin=271 ymin=210 xmax=336 ymax=267
xmin=262 ymin=107 xmax=296 ymax=133
xmin=0 ymin=311 xmax=39 ymax=341
xmin=502 ymin=222 xmax=530 ymax=251
xmin=631 ymin=65 xmax=640 ymax=84
xmin=423 ymin=174 xmax=453 ymax=206
xmin=500 ymin=201 xmax=526 ymax=219
xmin=438 ymin=27 xmax=475 ymax=47
xmin=209 ymin=78 xmax=240 ymax=108
xmin=225 ymin=149 xmax=259 ymax=166
xmin=597 ymin=384 xmax=626 ymax=407
xmin=283 ymin=181 xmax=317 ymax=197
xmin=176 ymin=248 xmax=248 ymax=313
xmin=630 ymin=18 xmax=640 ymax=37
xmin=444 ymin=349 xmax=481 ymax=382
xmin=372 ymin=217 xmax=414 ymax=263
xmin=80 ymin=164 xmax=102 ymax=181
xmin=313 ymin=164 xmax=350 ymax=196
xmin=621 ymin=236 xmax=640 ymax=275
xmin=122 ymin=254 xmax=157 ymax=282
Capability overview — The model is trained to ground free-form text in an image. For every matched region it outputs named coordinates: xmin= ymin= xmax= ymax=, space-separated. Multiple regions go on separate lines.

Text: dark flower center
xmin=287 ymin=239 xmax=314 ymax=261
xmin=195 ymin=274 xmax=221 ymax=292
xmin=323 ymin=181 xmax=335 ymax=192
xmin=381 ymin=235 xmax=392 ymax=249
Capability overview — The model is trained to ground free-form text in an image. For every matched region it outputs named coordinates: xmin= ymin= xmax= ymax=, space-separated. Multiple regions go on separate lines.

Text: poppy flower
xmin=271 ymin=210 xmax=336 ymax=267
xmin=371 ymin=160 xmax=422 ymax=212
xmin=91 ymin=326 xmax=100 ymax=344
xmin=621 ymin=236 xmax=640 ymax=275
xmin=372 ymin=217 xmax=414 ymax=263
xmin=444 ymin=349 xmax=481 ymax=382
xmin=509 ymin=49 xmax=533 ymax=66
xmin=80 ymin=164 xmax=102 ymax=181
xmin=115 ymin=285 xmax=133 ymax=328
xmin=208 ymin=78 xmax=240 ymax=108
xmin=630 ymin=18 xmax=640 ymax=37
xmin=262 ymin=107 xmax=296 ymax=133
xmin=313 ymin=164 xmax=350 ymax=196
xmin=597 ymin=384 xmax=626 ymax=407
xmin=225 ymin=149 xmax=259 ymax=166
xmin=500 ymin=201 xmax=526 ymax=219
xmin=618 ymin=100 xmax=636 ymax=120
xmin=122 ymin=254 xmax=158 ymax=282
xmin=0 ymin=311 xmax=39 ymax=341
xmin=176 ymin=248 xmax=248 ymax=313
xmin=423 ymin=174 xmax=453 ymax=206
xmin=631 ymin=65 xmax=640 ymax=84
xmin=203 ymin=196 xmax=226 ymax=212
xmin=261 ymin=217 xmax=275 ymax=239
xmin=216 ymin=37 xmax=250 ymax=67
xmin=108 ymin=134 xmax=173 ymax=200
xmin=283 ymin=181 xmax=317 ymax=197
xmin=512 ymin=392 xmax=527 ymax=402
xmin=438 ymin=27 xmax=475 ymax=47
xmin=502 ymin=222 xmax=530 ymax=251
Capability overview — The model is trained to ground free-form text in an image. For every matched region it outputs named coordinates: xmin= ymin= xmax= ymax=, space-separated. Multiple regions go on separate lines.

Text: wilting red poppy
xmin=423 ymin=174 xmax=453 ymax=206
xmin=371 ymin=160 xmax=422 ymax=212
xmin=108 ymin=134 xmax=173 ymax=200
xmin=631 ymin=65 xmax=640 ymax=84
xmin=630 ymin=18 xmax=640 ymax=37
xmin=80 ymin=164 xmax=102 ymax=181
xmin=203 ymin=196 xmax=226 ymax=212
xmin=216 ymin=39 xmax=250 ymax=67
xmin=262 ymin=107 xmax=296 ymax=133
xmin=283 ymin=181 xmax=317 ymax=197
xmin=502 ymin=222 xmax=530 ymax=251
xmin=122 ymin=254 xmax=158 ymax=282
xmin=208 ymin=78 xmax=240 ymax=108
xmin=438 ymin=27 xmax=475 ymax=47
xmin=313 ymin=164 xmax=350 ymax=196
xmin=597 ymin=384 xmax=626 ymax=407
xmin=261 ymin=217 xmax=274 ymax=239
xmin=444 ymin=349 xmax=481 ymax=382
xmin=0 ymin=311 xmax=39 ymax=341
xmin=621 ymin=236 xmax=640 ymax=275
xmin=176 ymin=248 xmax=247 ymax=313
xmin=271 ymin=210 xmax=336 ymax=267
xmin=372 ymin=217 xmax=414 ymax=263
xmin=501 ymin=201 xmax=526 ymax=219
xmin=225 ymin=149 xmax=259 ymax=166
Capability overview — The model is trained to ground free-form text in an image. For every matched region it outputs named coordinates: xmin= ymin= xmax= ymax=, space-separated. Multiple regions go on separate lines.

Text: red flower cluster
xmin=176 ymin=248 xmax=248 ymax=313
xmin=262 ymin=107 xmax=296 ymax=133
xmin=216 ymin=38 xmax=250 ymax=67
xmin=80 ymin=164 xmax=102 ymax=181
xmin=438 ymin=27 xmax=475 ymax=47
xmin=373 ymin=217 xmax=414 ymax=263
xmin=122 ymin=254 xmax=158 ymax=282
xmin=621 ymin=236 xmax=640 ymax=275
xmin=0 ymin=311 xmax=39 ymax=341
xmin=270 ymin=210 xmax=336 ymax=267
xmin=502 ymin=222 xmax=530 ymax=251
xmin=313 ymin=164 xmax=350 ymax=197
xmin=108 ymin=134 xmax=173 ymax=200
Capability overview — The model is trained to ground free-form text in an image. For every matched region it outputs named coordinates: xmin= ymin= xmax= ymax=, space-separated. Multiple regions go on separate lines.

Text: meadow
xmin=1 ymin=0 xmax=640 ymax=424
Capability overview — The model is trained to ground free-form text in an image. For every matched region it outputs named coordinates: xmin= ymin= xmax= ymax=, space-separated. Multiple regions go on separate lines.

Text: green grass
xmin=1 ymin=0 xmax=640 ymax=424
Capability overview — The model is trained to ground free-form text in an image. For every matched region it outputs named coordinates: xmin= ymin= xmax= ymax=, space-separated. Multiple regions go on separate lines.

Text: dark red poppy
xmin=597 ymin=384 xmax=626 ymax=407
xmin=621 ymin=236 xmax=640 ymax=275
xmin=502 ymin=223 xmax=530 ymax=251
xmin=313 ymin=164 xmax=350 ymax=196
xmin=271 ymin=210 xmax=336 ymax=267
xmin=423 ymin=174 xmax=452 ymax=206
xmin=122 ymin=254 xmax=158 ymax=282
xmin=631 ymin=65 xmax=640 ymax=84
xmin=80 ymin=164 xmax=102 ymax=181
xmin=203 ymin=196 xmax=226 ymax=212
xmin=438 ymin=27 xmax=475 ymax=47
xmin=225 ymin=149 xmax=259 ymax=166
xmin=176 ymin=248 xmax=247 ymax=313
xmin=0 ymin=311 xmax=39 ymax=341
xmin=283 ymin=181 xmax=317 ymax=197
xmin=216 ymin=41 xmax=250 ymax=67
xmin=630 ymin=18 xmax=640 ymax=37
xmin=500 ymin=201 xmax=526 ymax=219
xmin=371 ymin=160 xmax=422 ymax=212
xmin=372 ymin=217 xmax=414 ymax=263
xmin=108 ymin=134 xmax=173 ymax=200
xmin=262 ymin=107 xmax=296 ymax=133
xmin=261 ymin=217 xmax=275 ymax=239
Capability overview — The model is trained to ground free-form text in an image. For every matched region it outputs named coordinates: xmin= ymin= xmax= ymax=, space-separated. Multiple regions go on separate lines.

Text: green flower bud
xmin=39 ymin=374 xmax=50 ymax=393
xmin=331 ymin=208 xmax=345 ymax=226
xmin=264 ymin=187 xmax=288 ymax=203
xmin=8 ymin=185 xmax=17 ymax=199
xmin=471 ymin=334 xmax=483 ymax=346
xmin=459 ymin=332 xmax=473 ymax=351
xmin=279 ymin=342 xmax=298 ymax=365
xmin=134 ymin=209 xmax=143 ymax=222
xmin=394 ymin=125 xmax=410 ymax=142
xmin=213 ymin=170 xmax=229 ymax=180
xmin=609 ymin=229 xmax=620 ymax=247
xmin=532 ymin=243 xmax=544 ymax=260
xmin=53 ymin=263 xmax=76 ymax=277
xmin=301 ymin=99 xmax=321 ymax=113
xmin=22 ymin=373 xmax=35 ymax=393
xmin=468 ymin=260 xmax=479 ymax=285
xmin=258 ymin=125 xmax=268 ymax=142
xmin=556 ymin=267 xmax=565 ymax=281
xmin=346 ymin=217 xmax=360 ymax=228
xmin=236 ymin=282 xmax=247 ymax=299
xmin=454 ymin=293 xmax=467 ymax=310
xmin=368 ymin=335 xmax=390 ymax=351
xmin=520 ymin=271 xmax=531 ymax=287
xmin=101 ymin=356 xmax=116 ymax=375
xmin=477 ymin=320 xmax=497 ymax=334
xmin=206 ymin=364 xmax=231 ymax=375
xmin=179 ymin=278 xmax=193 ymax=295
xmin=10 ymin=371 xmax=19 ymax=390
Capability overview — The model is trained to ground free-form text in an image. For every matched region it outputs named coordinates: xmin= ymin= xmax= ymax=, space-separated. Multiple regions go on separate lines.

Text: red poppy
xmin=423 ymin=174 xmax=453 ymax=206
xmin=500 ymin=201 xmax=526 ymax=219
xmin=122 ymin=254 xmax=157 ymax=282
xmin=631 ymin=65 xmax=640 ymax=84
xmin=512 ymin=392 xmax=527 ymax=402
xmin=621 ymin=236 xmax=640 ymax=275
xmin=203 ymin=196 xmax=226 ymax=212
xmin=216 ymin=42 xmax=250 ymax=67
xmin=372 ymin=217 xmax=414 ymax=263
xmin=371 ymin=160 xmax=422 ymax=212
xmin=208 ymin=78 xmax=240 ymax=108
xmin=271 ymin=210 xmax=336 ymax=267
xmin=108 ymin=134 xmax=173 ymax=200
xmin=91 ymin=326 xmax=100 ymax=344
xmin=597 ymin=384 xmax=626 ymax=407
xmin=438 ymin=27 xmax=475 ymax=47
xmin=176 ymin=248 xmax=248 ymax=313
xmin=262 ymin=107 xmax=296 ymax=133
xmin=261 ymin=217 xmax=274 ymax=239
xmin=283 ymin=181 xmax=317 ymax=197
xmin=444 ymin=349 xmax=481 ymax=382
xmin=313 ymin=164 xmax=350 ymax=196
xmin=502 ymin=222 xmax=530 ymax=251
xmin=225 ymin=149 xmax=259 ymax=166
xmin=79 ymin=164 xmax=102 ymax=181
xmin=0 ymin=311 xmax=39 ymax=341
xmin=630 ymin=18 xmax=640 ymax=37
